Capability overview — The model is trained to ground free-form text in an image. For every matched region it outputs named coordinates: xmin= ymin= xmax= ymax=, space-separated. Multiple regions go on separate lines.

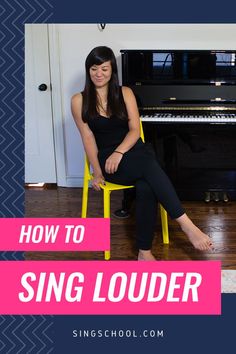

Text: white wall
xmin=52 ymin=24 xmax=236 ymax=187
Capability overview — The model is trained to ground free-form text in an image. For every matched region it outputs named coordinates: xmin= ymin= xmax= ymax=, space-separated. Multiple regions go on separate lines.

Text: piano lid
xmin=120 ymin=49 xmax=236 ymax=86
xmin=120 ymin=49 xmax=236 ymax=111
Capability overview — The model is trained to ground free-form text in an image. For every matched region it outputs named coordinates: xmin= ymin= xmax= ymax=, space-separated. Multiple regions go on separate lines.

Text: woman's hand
xmin=105 ymin=152 xmax=123 ymax=174
xmin=91 ymin=173 xmax=105 ymax=191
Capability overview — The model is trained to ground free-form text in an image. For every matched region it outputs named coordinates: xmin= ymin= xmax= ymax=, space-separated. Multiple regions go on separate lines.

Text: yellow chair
xmin=81 ymin=120 xmax=169 ymax=260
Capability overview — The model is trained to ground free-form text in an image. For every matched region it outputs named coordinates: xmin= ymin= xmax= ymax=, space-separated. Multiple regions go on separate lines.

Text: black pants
xmin=98 ymin=140 xmax=185 ymax=250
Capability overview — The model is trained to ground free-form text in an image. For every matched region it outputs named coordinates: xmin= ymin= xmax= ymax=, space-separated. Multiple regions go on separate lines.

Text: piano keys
xmin=141 ymin=112 xmax=236 ymax=124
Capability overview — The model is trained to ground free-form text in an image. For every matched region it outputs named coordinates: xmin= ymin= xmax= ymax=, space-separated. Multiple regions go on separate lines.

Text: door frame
xmin=48 ymin=24 xmax=67 ymax=187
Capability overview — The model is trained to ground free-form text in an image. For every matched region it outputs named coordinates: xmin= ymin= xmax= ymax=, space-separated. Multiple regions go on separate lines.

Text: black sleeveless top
xmin=87 ymin=115 xmax=129 ymax=151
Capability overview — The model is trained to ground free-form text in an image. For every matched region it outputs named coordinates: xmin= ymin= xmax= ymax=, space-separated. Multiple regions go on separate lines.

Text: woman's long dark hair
xmin=82 ymin=46 xmax=128 ymax=122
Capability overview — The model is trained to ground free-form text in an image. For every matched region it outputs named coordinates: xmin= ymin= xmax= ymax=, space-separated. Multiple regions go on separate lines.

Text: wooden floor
xmin=25 ymin=186 xmax=236 ymax=269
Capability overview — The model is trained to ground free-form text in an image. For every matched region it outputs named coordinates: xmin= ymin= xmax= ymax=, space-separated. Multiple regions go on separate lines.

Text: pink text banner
xmin=0 ymin=261 xmax=221 ymax=315
xmin=0 ymin=218 xmax=110 ymax=251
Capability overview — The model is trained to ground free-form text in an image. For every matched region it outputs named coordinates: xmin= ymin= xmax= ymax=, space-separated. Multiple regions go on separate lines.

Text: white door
xmin=25 ymin=24 xmax=57 ymax=183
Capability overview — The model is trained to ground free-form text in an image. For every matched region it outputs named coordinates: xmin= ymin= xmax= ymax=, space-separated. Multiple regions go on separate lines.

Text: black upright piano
xmin=121 ymin=49 xmax=236 ymax=202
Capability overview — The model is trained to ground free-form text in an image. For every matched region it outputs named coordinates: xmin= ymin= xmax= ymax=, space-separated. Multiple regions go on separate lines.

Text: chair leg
xmin=104 ymin=251 xmax=110 ymax=260
xmin=81 ymin=179 xmax=89 ymax=218
xmin=160 ymin=205 xmax=169 ymax=244
xmin=103 ymin=189 xmax=111 ymax=260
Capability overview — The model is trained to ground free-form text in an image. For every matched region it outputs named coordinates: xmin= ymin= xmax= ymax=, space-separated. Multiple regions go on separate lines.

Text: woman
xmin=71 ymin=46 xmax=213 ymax=260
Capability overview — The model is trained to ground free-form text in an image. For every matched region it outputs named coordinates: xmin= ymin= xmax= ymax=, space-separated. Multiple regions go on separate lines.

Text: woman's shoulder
xmin=71 ymin=92 xmax=83 ymax=111
xmin=121 ymin=86 xmax=134 ymax=99
xmin=71 ymin=92 xmax=83 ymax=103
xmin=121 ymin=86 xmax=133 ymax=95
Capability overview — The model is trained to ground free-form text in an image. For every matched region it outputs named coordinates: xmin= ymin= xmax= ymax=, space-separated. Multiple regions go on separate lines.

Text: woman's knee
xmin=135 ymin=180 xmax=155 ymax=200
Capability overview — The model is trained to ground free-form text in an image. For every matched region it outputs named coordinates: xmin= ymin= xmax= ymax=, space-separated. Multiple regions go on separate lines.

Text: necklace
xmin=97 ymin=96 xmax=108 ymax=115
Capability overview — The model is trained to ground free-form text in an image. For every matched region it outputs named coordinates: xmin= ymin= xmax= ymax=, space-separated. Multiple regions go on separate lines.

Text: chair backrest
xmin=84 ymin=119 xmax=145 ymax=176
xmin=139 ymin=119 xmax=145 ymax=143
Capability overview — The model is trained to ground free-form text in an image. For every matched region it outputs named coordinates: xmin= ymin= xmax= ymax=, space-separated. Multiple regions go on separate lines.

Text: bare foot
xmin=183 ymin=225 xmax=213 ymax=251
xmin=138 ymin=250 xmax=156 ymax=261
xmin=177 ymin=214 xmax=213 ymax=251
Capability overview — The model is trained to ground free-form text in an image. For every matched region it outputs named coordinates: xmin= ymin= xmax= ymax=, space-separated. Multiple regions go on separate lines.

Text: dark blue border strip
xmin=53 ymin=0 xmax=236 ymax=23
xmin=0 ymin=1 xmax=54 ymax=353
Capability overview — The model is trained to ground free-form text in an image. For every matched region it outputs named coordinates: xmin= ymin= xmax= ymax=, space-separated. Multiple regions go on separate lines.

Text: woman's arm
xmin=71 ymin=93 xmax=105 ymax=190
xmin=105 ymin=86 xmax=141 ymax=174
xmin=116 ymin=86 xmax=141 ymax=153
